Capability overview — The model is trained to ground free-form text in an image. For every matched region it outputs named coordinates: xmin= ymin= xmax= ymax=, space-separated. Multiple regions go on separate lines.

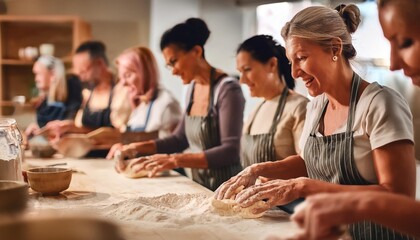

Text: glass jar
xmin=0 ymin=118 xmax=23 ymax=181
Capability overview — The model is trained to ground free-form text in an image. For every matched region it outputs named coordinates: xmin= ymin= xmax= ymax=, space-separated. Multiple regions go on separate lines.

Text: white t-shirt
xmin=244 ymin=91 xmax=308 ymax=159
xmin=128 ymin=87 xmax=182 ymax=138
xmin=299 ymin=82 xmax=414 ymax=183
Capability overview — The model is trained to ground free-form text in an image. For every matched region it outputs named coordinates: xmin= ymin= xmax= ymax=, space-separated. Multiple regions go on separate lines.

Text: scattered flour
xmin=100 ymin=193 xmax=246 ymax=227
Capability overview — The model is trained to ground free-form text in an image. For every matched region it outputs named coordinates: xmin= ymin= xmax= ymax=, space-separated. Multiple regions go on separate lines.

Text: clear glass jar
xmin=0 ymin=118 xmax=23 ymax=181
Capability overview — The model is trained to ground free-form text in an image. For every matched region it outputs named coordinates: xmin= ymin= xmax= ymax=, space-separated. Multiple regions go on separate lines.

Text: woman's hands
xmin=24 ymin=123 xmax=40 ymax=138
xmin=107 ymin=143 xmax=137 ymax=160
xmin=214 ymin=165 xmax=260 ymax=200
xmin=290 ymin=192 xmax=359 ymax=240
xmin=44 ymin=120 xmax=73 ymax=143
xmin=235 ymin=178 xmax=306 ymax=215
xmin=115 ymin=154 xmax=177 ymax=177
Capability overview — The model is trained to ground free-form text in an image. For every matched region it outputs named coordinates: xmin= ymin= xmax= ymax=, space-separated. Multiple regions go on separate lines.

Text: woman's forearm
xmin=252 ymin=155 xmax=308 ymax=179
xmin=296 ymin=177 xmax=416 ymax=199
xmin=172 ymin=152 xmax=208 ymax=169
xmin=361 ymin=192 xmax=420 ymax=238
xmin=132 ymin=140 xmax=157 ymax=155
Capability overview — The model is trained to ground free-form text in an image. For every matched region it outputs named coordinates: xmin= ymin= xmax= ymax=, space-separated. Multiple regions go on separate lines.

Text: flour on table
xmin=100 ymin=193 xmax=248 ymax=226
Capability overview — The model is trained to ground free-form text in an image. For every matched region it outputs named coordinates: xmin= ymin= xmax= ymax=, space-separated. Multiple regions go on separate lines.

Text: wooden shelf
xmin=1 ymin=58 xmax=72 ymax=65
xmin=0 ymin=15 xmax=91 ymax=117
xmin=1 ymin=59 xmax=35 ymax=65
xmin=0 ymin=101 xmax=32 ymax=107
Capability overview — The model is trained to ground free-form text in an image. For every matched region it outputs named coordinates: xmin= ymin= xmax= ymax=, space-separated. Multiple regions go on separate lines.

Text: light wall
xmin=149 ymin=0 xmax=245 ymax=106
xmin=4 ymin=0 xmax=151 ymax=65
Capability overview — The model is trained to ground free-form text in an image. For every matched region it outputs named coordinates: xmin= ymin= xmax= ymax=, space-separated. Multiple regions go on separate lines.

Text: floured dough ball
xmin=122 ymin=160 xmax=148 ymax=179
xmin=212 ymin=185 xmax=244 ymax=216
xmin=234 ymin=200 xmax=267 ymax=219
xmin=212 ymin=199 xmax=267 ymax=218
xmin=211 ymin=198 xmax=237 ymax=216
xmin=212 ymin=185 xmax=267 ymax=218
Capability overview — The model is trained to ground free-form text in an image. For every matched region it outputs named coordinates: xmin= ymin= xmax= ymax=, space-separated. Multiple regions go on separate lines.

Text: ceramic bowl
xmin=0 ymin=215 xmax=124 ymax=240
xmin=27 ymin=168 xmax=72 ymax=196
xmin=0 ymin=180 xmax=28 ymax=214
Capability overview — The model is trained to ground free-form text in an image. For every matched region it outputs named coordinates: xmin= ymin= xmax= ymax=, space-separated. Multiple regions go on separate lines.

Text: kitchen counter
xmin=24 ymin=157 xmax=297 ymax=240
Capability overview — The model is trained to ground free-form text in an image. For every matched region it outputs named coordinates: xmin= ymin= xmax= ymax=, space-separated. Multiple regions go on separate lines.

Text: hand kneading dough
xmin=122 ymin=161 xmax=148 ymax=179
xmin=212 ymin=185 xmax=266 ymax=218
xmin=211 ymin=198 xmax=267 ymax=218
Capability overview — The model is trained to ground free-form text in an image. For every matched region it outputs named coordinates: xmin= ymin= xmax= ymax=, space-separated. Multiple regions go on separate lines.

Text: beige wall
xmin=4 ymin=0 xmax=151 ymax=67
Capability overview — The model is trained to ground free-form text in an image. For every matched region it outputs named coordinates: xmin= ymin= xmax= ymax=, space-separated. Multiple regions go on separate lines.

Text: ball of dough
xmin=122 ymin=160 xmax=148 ymax=179
xmin=211 ymin=198 xmax=237 ymax=216
xmin=234 ymin=200 xmax=267 ymax=219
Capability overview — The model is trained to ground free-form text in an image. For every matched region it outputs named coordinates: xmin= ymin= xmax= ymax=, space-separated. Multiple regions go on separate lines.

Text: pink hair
xmin=116 ymin=46 xmax=159 ymax=100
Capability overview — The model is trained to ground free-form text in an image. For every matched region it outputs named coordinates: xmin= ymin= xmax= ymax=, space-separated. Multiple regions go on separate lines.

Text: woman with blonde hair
xmin=25 ymin=55 xmax=82 ymax=137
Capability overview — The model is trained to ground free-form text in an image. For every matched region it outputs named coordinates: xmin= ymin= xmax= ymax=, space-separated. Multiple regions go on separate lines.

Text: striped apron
xmin=303 ymin=73 xmax=414 ymax=240
xmin=240 ymin=87 xmax=289 ymax=167
xmin=185 ymin=68 xmax=242 ymax=191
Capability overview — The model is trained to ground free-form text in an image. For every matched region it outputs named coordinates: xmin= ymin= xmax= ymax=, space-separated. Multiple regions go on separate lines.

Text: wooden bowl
xmin=27 ymin=168 xmax=72 ymax=196
xmin=0 ymin=181 xmax=28 ymax=214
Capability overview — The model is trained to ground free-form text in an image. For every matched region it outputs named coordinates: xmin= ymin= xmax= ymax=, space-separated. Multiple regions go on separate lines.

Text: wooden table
xmin=24 ymin=157 xmax=298 ymax=240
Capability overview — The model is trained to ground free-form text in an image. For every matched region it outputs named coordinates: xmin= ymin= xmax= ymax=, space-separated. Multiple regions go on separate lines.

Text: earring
xmin=268 ymin=72 xmax=274 ymax=79
xmin=332 ymin=56 xmax=338 ymax=62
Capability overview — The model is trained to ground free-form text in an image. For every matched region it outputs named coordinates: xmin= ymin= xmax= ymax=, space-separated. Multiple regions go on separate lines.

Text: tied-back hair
xmin=281 ymin=4 xmax=361 ymax=60
xmin=116 ymin=46 xmax=159 ymax=101
xmin=36 ymin=55 xmax=67 ymax=103
xmin=75 ymin=40 xmax=109 ymax=66
xmin=237 ymin=35 xmax=295 ymax=90
xmin=160 ymin=18 xmax=210 ymax=58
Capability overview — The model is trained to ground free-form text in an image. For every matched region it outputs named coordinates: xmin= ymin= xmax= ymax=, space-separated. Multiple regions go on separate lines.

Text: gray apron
xmin=185 ymin=68 xmax=242 ymax=191
xmin=303 ymin=73 xmax=414 ymax=240
xmin=240 ymin=87 xmax=288 ymax=167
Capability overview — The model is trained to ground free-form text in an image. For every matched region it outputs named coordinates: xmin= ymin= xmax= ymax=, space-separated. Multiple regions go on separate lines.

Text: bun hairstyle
xmin=281 ymin=4 xmax=361 ymax=60
xmin=160 ymin=18 xmax=211 ymax=58
xmin=237 ymin=35 xmax=295 ymax=89
xmin=335 ymin=4 xmax=361 ymax=34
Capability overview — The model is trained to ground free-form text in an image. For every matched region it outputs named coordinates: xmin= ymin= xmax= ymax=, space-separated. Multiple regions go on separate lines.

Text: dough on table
xmin=211 ymin=185 xmax=268 ymax=218
xmin=119 ymin=159 xmax=169 ymax=178
xmin=121 ymin=160 xmax=148 ymax=179
xmin=212 ymin=198 xmax=267 ymax=219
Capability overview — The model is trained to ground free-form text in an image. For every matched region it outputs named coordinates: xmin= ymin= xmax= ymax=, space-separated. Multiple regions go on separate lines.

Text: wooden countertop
xmin=24 ymin=157 xmax=298 ymax=240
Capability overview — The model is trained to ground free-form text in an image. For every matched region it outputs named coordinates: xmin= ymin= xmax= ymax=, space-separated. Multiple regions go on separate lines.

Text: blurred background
xmin=0 ymin=0 xmax=419 ymax=160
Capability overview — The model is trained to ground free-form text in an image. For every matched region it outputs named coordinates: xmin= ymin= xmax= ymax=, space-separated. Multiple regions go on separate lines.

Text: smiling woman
xmin=235 ymin=35 xmax=308 ymax=167
xmin=108 ymin=18 xmax=246 ymax=191
xmin=216 ymin=4 xmax=416 ymax=240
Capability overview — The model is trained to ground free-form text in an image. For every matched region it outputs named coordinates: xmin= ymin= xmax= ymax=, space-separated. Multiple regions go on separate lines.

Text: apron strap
xmin=269 ymin=87 xmax=289 ymax=133
xmin=346 ymin=73 xmax=361 ymax=134
xmin=246 ymin=87 xmax=289 ymax=134
xmin=186 ymin=67 xmax=227 ymax=116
